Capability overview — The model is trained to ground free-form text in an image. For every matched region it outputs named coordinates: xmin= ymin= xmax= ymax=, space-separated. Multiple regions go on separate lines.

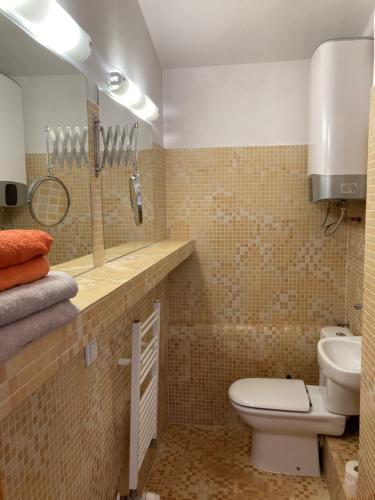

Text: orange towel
xmin=0 ymin=256 xmax=49 ymax=292
xmin=0 ymin=230 xmax=53 ymax=269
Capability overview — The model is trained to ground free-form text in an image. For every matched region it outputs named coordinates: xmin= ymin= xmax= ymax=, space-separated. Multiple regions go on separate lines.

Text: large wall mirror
xmin=99 ymin=90 xmax=158 ymax=263
xmin=0 ymin=12 xmax=93 ymax=276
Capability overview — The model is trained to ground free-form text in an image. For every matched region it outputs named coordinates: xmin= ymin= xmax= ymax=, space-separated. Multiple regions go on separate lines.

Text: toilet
xmin=228 ymin=326 xmax=353 ymax=477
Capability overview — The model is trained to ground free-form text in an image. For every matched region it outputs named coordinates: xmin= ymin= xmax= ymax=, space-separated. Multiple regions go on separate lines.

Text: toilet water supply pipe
xmin=321 ymin=202 xmax=347 ymax=237
xmin=321 ymin=201 xmax=363 ymax=237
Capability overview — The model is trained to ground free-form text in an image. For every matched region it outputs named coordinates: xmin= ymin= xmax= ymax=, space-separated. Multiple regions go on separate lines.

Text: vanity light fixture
xmin=0 ymin=0 xmax=92 ymax=62
xmin=108 ymin=71 xmax=159 ymax=122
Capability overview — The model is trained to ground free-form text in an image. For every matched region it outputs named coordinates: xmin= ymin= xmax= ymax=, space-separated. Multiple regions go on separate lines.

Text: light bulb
xmin=108 ymin=71 xmax=159 ymax=122
xmin=30 ymin=2 xmax=81 ymax=55
xmin=14 ymin=0 xmax=51 ymax=23
xmin=131 ymin=95 xmax=146 ymax=111
xmin=0 ymin=0 xmax=28 ymax=10
xmin=136 ymin=96 xmax=159 ymax=122
xmin=112 ymin=77 xmax=143 ymax=108
xmin=66 ymin=28 xmax=92 ymax=62
xmin=0 ymin=0 xmax=92 ymax=62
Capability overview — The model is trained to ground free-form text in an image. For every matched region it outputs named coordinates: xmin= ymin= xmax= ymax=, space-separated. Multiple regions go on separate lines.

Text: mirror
xmin=0 ymin=12 xmax=92 ymax=276
xmin=28 ymin=176 xmax=70 ymax=226
xmin=99 ymin=90 xmax=156 ymax=263
xmin=129 ymin=172 xmax=143 ymax=226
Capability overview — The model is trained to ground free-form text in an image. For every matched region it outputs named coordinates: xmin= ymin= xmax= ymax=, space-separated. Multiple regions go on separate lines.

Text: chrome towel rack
xmin=118 ymin=301 xmax=160 ymax=499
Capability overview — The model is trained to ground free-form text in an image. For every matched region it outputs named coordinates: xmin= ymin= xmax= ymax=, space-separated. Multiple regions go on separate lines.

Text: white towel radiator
xmin=119 ymin=301 xmax=160 ymax=499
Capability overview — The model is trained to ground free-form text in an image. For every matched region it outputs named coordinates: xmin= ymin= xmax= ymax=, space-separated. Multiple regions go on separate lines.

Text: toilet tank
xmin=320 ymin=326 xmax=352 ymax=340
xmin=308 ymin=38 xmax=373 ymax=202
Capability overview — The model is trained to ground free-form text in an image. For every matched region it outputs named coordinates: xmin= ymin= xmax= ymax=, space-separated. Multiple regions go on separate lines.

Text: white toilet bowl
xmin=229 ymin=378 xmax=346 ymax=476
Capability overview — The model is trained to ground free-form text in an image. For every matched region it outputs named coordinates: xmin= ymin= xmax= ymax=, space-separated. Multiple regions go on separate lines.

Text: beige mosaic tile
xmin=324 ymin=419 xmax=359 ymax=500
xmin=345 ymin=202 xmax=366 ymax=336
xmin=0 ymin=283 xmax=168 ymax=500
xmin=146 ymin=424 xmax=330 ymax=499
xmin=88 ymin=100 xmax=105 ymax=268
xmin=165 ymin=145 xmax=364 ymax=425
xmin=168 ymin=323 xmax=321 ymax=425
xmin=101 ymin=142 xmax=167 ymax=262
xmin=0 ymin=240 xmax=193 ymax=425
xmin=167 ymin=146 xmax=348 ymax=326
xmin=358 ymin=86 xmax=375 ymax=500
xmin=101 ymin=148 xmax=155 ymax=250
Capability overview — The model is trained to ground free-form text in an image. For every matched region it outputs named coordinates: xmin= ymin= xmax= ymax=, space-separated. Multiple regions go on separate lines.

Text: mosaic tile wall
xmin=358 ymin=87 xmax=375 ymax=499
xmin=0 ymin=281 xmax=169 ymax=499
xmin=324 ymin=421 xmax=359 ymax=500
xmin=345 ymin=202 xmax=366 ymax=337
xmin=88 ymin=101 xmax=105 ymax=268
xmin=101 ymin=143 xmax=167 ymax=254
xmin=166 ymin=145 xmax=364 ymax=425
xmin=101 ymin=149 xmax=155 ymax=248
xmin=153 ymin=144 xmax=168 ymax=242
xmin=0 ymin=153 xmax=92 ymax=266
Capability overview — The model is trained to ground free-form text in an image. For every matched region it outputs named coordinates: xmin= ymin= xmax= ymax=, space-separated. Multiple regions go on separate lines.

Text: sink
xmin=318 ymin=336 xmax=361 ymax=390
xmin=318 ymin=336 xmax=361 ymax=415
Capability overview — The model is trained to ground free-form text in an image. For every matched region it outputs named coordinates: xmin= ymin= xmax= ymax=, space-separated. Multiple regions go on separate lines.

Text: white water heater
xmin=308 ymin=38 xmax=373 ymax=202
xmin=0 ymin=73 xmax=27 ymax=207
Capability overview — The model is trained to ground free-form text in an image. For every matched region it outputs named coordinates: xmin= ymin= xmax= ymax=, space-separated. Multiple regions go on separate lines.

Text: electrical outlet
xmin=84 ymin=339 xmax=98 ymax=367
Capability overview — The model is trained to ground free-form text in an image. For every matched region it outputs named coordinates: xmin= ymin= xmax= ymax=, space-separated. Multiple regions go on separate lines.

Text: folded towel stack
xmin=0 ymin=230 xmax=53 ymax=292
xmin=0 ymin=231 xmax=80 ymax=364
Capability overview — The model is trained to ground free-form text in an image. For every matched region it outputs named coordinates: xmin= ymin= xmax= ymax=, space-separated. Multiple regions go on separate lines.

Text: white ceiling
xmin=138 ymin=0 xmax=375 ymax=68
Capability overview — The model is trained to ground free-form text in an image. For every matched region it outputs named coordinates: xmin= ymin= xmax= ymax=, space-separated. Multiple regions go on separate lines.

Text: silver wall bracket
xmin=309 ymin=174 xmax=367 ymax=202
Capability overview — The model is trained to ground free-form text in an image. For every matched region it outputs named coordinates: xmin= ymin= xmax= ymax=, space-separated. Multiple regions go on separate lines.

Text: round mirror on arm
xmin=129 ymin=172 xmax=143 ymax=225
xmin=126 ymin=122 xmax=143 ymax=226
xmin=28 ymin=175 xmax=70 ymax=226
xmin=28 ymin=125 xmax=71 ymax=226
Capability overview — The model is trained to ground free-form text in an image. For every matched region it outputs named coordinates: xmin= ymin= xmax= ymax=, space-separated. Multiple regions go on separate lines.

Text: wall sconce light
xmin=0 ymin=0 xmax=92 ymax=62
xmin=108 ymin=71 xmax=159 ymax=123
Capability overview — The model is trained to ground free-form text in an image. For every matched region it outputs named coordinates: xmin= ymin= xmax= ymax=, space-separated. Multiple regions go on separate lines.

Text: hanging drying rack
xmin=93 ymin=117 xmax=138 ymax=176
xmin=45 ymin=125 xmax=89 ymax=168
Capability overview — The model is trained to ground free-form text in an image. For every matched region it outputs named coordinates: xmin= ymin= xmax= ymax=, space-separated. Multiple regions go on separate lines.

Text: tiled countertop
xmin=72 ymin=240 xmax=193 ymax=310
xmin=51 ymin=241 xmax=157 ymax=278
xmin=0 ymin=239 xmax=194 ymax=421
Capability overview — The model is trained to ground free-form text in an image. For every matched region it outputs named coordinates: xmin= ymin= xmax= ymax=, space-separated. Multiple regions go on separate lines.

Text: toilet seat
xmin=229 ymin=378 xmax=310 ymax=413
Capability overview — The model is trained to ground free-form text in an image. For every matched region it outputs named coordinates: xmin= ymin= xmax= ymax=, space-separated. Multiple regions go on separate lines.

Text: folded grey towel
xmin=0 ymin=271 xmax=78 ymax=327
xmin=0 ymin=300 xmax=80 ymax=364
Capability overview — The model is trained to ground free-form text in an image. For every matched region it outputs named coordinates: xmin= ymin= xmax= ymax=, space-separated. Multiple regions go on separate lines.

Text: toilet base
xmin=251 ymin=431 xmax=320 ymax=476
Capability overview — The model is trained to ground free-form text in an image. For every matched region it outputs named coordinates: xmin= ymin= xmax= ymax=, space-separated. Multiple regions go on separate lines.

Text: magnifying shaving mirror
xmin=127 ymin=122 xmax=143 ymax=226
xmin=27 ymin=127 xmax=71 ymax=226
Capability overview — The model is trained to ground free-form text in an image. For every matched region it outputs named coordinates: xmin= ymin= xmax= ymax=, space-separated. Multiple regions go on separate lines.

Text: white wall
xmin=16 ymin=74 xmax=88 ymax=153
xmin=0 ymin=74 xmax=26 ymax=183
xmin=163 ymin=60 xmax=310 ymax=149
xmin=361 ymin=8 xmax=375 ymax=83
xmin=57 ymin=0 xmax=163 ymax=144
xmin=99 ymin=90 xmax=153 ymax=151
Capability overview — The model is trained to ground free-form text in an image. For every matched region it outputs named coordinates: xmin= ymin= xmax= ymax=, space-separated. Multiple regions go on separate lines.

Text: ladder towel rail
xmin=126 ymin=300 xmax=160 ymax=499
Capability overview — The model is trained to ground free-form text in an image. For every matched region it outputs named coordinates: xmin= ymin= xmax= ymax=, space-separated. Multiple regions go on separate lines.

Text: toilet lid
xmin=229 ymin=378 xmax=310 ymax=413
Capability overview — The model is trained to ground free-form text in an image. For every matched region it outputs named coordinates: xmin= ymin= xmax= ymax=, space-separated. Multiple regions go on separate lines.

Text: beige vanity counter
xmin=0 ymin=239 xmax=194 ymax=420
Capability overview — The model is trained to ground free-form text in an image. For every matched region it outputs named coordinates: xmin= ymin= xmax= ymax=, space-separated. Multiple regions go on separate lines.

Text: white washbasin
xmin=318 ymin=336 xmax=361 ymax=391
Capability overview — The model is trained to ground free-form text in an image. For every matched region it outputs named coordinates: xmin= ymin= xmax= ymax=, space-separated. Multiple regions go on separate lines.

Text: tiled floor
xmin=145 ymin=425 xmax=330 ymax=500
